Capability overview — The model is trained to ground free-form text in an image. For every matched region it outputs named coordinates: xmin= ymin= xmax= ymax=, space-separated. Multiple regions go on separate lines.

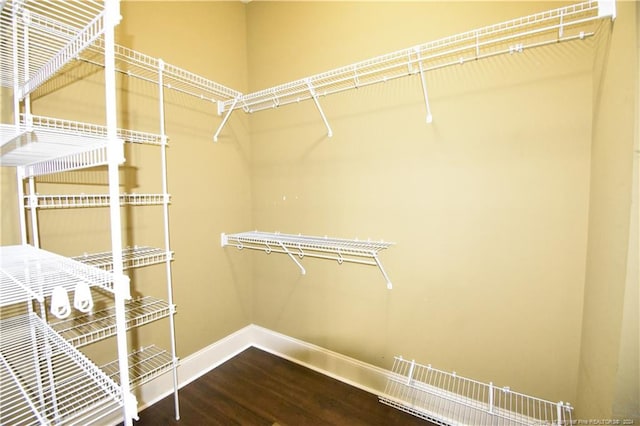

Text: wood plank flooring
xmin=127 ymin=346 xmax=434 ymax=426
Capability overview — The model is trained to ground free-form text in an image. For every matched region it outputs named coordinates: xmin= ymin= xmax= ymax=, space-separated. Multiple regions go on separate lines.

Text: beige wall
xmin=1 ymin=0 xmax=637 ymax=420
xmin=577 ymin=0 xmax=639 ymax=420
xmin=245 ymin=0 xmax=594 ymax=405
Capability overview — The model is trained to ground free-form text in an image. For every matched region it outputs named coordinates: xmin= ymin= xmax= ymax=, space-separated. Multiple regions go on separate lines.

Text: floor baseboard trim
xmin=106 ymin=324 xmax=390 ymax=425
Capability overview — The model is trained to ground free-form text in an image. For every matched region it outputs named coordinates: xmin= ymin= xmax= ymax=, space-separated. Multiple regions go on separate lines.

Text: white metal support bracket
xmin=415 ymin=49 xmax=433 ymax=124
xmin=598 ymin=0 xmax=616 ymax=20
xmin=373 ymin=254 xmax=393 ymax=290
xmin=279 ymin=241 xmax=306 ymax=275
xmin=306 ymin=79 xmax=333 ymax=138
xmin=214 ymin=96 xmax=240 ymax=142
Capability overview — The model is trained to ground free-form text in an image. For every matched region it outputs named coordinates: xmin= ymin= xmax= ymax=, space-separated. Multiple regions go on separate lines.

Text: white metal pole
xmin=158 ymin=58 xmax=181 ymax=421
xmin=11 ymin=0 xmax=19 ymax=124
xmin=28 ymin=176 xmax=39 ymax=247
xmin=103 ymin=1 xmax=135 ymax=425
xmin=16 ymin=167 xmax=27 ymax=244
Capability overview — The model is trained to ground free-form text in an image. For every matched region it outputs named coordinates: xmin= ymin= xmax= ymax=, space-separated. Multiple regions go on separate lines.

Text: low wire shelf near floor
xmin=379 ymin=356 xmax=573 ymax=426
xmin=101 ymin=345 xmax=175 ymax=390
xmin=0 ymin=313 xmax=127 ymax=426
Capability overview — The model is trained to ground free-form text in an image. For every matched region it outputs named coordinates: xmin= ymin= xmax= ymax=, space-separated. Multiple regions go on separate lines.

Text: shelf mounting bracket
xmin=373 ymin=254 xmax=393 ymax=290
xmin=214 ymin=95 xmax=240 ymax=142
xmin=415 ymin=50 xmax=433 ymax=124
xmin=279 ymin=241 xmax=306 ymax=275
xmin=306 ymin=79 xmax=333 ymax=138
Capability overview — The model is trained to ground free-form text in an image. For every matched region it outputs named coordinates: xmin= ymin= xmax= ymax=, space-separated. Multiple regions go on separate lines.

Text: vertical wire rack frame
xmin=0 ymin=0 xmax=139 ymax=424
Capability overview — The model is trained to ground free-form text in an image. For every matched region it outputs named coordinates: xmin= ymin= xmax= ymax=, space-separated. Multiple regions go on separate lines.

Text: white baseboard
xmin=106 ymin=324 xmax=390 ymax=425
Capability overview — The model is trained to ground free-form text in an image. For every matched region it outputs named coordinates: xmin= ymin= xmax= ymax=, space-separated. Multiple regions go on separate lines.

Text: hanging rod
xmin=221 ymin=231 xmax=394 ymax=289
xmin=217 ymin=0 xmax=615 ymax=127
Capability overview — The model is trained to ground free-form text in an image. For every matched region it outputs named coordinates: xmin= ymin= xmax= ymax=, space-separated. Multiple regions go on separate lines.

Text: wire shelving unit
xmin=222 ymin=231 xmax=395 ymax=289
xmin=0 ymin=0 xmax=142 ymax=424
xmin=379 ymin=356 xmax=573 ymax=426
xmin=0 ymin=313 xmax=126 ymax=426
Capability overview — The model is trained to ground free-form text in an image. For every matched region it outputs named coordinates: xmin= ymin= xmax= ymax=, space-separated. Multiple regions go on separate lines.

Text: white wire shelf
xmin=0 ymin=113 xmax=164 ymax=174
xmin=50 ymin=294 xmax=173 ymax=347
xmin=379 ymin=356 xmax=573 ymax=426
xmin=0 ymin=121 xmax=111 ymax=175
xmin=25 ymin=193 xmax=170 ymax=209
xmin=216 ymin=0 xmax=615 ymax=138
xmin=0 ymin=244 xmax=119 ymax=307
xmin=101 ymin=345 xmax=175 ymax=390
xmin=0 ymin=0 xmax=118 ymax=98
xmin=73 ymin=246 xmax=174 ymax=271
xmin=78 ymin=41 xmax=243 ymax=103
xmin=221 ymin=231 xmax=395 ymax=289
xmin=0 ymin=313 xmax=125 ymax=426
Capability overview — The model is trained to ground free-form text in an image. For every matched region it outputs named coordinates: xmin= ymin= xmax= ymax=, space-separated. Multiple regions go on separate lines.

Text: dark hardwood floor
xmin=127 ymin=346 xmax=434 ymax=426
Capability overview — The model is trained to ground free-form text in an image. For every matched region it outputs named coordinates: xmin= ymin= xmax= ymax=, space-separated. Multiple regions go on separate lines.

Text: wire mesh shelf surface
xmin=25 ymin=193 xmax=170 ymax=209
xmin=222 ymin=231 xmax=395 ymax=288
xmin=0 ymin=122 xmax=109 ymax=171
xmin=49 ymin=294 xmax=173 ymax=347
xmin=0 ymin=114 xmax=164 ymax=172
xmin=101 ymin=345 xmax=175 ymax=390
xmin=72 ymin=246 xmax=174 ymax=271
xmin=380 ymin=356 xmax=573 ymax=426
xmin=0 ymin=313 xmax=124 ymax=426
xmin=0 ymin=245 xmax=118 ymax=307
xmin=76 ymin=39 xmax=243 ymax=103
xmin=223 ymin=231 xmax=393 ymax=257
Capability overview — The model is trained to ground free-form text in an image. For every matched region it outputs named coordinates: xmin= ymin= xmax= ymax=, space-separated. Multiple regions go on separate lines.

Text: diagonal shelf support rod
xmin=279 ymin=241 xmax=306 ymax=275
xmin=214 ymin=96 xmax=239 ymax=142
xmin=306 ymin=79 xmax=333 ymax=138
xmin=373 ymin=254 xmax=393 ymax=290
xmin=415 ymin=50 xmax=433 ymax=124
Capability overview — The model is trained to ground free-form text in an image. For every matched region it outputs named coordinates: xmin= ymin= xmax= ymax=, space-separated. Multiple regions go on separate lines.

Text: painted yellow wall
xmin=577 ymin=0 xmax=639 ymax=420
xmin=245 ymin=0 xmax=594 ymax=405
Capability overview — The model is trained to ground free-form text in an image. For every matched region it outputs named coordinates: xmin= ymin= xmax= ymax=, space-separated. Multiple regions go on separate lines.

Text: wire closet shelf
xmin=380 ymin=356 xmax=573 ymax=426
xmin=214 ymin=0 xmax=615 ymax=139
xmin=221 ymin=231 xmax=394 ymax=288
xmin=49 ymin=293 xmax=173 ymax=347
xmin=0 ymin=113 xmax=165 ymax=175
xmin=0 ymin=313 xmax=126 ymax=426
xmin=0 ymin=244 xmax=119 ymax=307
